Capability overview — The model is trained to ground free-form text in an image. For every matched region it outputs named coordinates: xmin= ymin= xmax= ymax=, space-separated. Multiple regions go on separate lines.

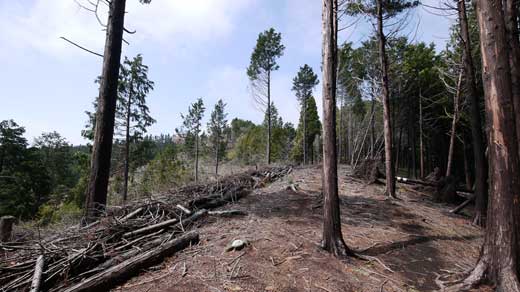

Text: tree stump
xmin=0 ymin=216 xmax=16 ymax=242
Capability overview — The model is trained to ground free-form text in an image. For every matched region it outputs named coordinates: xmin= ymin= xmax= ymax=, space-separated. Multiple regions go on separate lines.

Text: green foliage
xmin=247 ymin=28 xmax=285 ymax=80
xmin=229 ymin=125 xmax=266 ymax=164
xmin=291 ymin=96 xmax=321 ymax=162
xmin=117 ymin=54 xmax=156 ymax=140
xmin=207 ymin=99 xmax=229 ymax=168
xmin=37 ymin=202 xmax=82 ymax=226
xmin=83 ymin=54 xmax=156 ymax=142
xmin=0 ymin=120 xmax=52 ymax=218
xmin=344 ymin=0 xmax=419 ymax=18
xmin=141 ymin=144 xmax=187 ymax=193
xmin=292 ymin=64 xmax=319 ymax=104
xmin=176 ymin=98 xmax=205 ymax=160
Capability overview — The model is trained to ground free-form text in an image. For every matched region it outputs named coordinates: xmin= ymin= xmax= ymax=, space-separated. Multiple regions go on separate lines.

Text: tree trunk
xmin=195 ymin=129 xmax=199 ymax=183
xmin=321 ymin=0 xmax=354 ymax=257
xmin=446 ymin=71 xmax=463 ymax=178
xmin=123 ymin=86 xmax=132 ymax=202
xmin=457 ymin=0 xmax=488 ymax=226
xmin=462 ymin=0 xmax=520 ymax=289
xmin=463 ymin=140 xmax=473 ymax=190
xmin=419 ymin=93 xmax=425 ymax=178
xmin=303 ymin=97 xmax=307 ymax=165
xmin=84 ymin=0 xmax=126 ymax=222
xmin=215 ymin=140 xmax=219 ymax=176
xmin=0 ymin=216 xmax=15 ymax=242
xmin=376 ymin=0 xmax=396 ymax=198
xmin=267 ymin=70 xmax=272 ymax=165
xmin=504 ymin=0 xmax=520 ymax=152
xmin=370 ymin=97 xmax=376 ymax=158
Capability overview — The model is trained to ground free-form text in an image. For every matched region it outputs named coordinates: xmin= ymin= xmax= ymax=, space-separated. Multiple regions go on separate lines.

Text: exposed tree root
xmin=320 ymin=236 xmax=356 ymax=259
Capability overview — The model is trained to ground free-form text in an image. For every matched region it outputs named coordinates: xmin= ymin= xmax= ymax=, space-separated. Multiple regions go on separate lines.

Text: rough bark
xmin=0 ymin=215 xmax=15 ymax=242
xmin=376 ymin=0 xmax=396 ymax=198
xmin=457 ymin=0 xmax=488 ymax=226
xmin=84 ymin=0 xmax=126 ymax=222
xmin=462 ymin=0 xmax=520 ymax=289
xmin=504 ymin=0 xmax=520 ymax=152
xmin=321 ymin=0 xmax=354 ymax=257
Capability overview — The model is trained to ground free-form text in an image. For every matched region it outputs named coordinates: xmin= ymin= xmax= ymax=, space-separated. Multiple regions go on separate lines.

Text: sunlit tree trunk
xmin=462 ymin=0 xmax=520 ymax=289
xmin=457 ymin=0 xmax=488 ymax=226
xmin=321 ymin=0 xmax=354 ymax=257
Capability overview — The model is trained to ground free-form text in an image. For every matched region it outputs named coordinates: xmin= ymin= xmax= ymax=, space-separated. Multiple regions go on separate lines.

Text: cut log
xmin=119 ymin=207 xmax=143 ymax=222
xmin=122 ymin=209 xmax=207 ymax=238
xmin=29 ymin=255 xmax=44 ymax=292
xmin=176 ymin=204 xmax=191 ymax=215
xmin=0 ymin=216 xmax=15 ymax=242
xmin=450 ymin=195 xmax=475 ymax=214
xmin=208 ymin=210 xmax=247 ymax=217
xmin=60 ymin=232 xmax=199 ymax=292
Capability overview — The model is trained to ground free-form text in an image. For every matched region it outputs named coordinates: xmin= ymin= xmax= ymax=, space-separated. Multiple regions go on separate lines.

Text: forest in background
xmin=1 ymin=4 xmax=483 ymax=224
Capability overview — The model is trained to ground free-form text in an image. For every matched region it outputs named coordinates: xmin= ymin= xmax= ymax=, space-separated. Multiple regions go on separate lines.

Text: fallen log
xmin=29 ymin=255 xmax=44 ymax=292
xmin=450 ymin=195 xmax=475 ymax=214
xmin=176 ymin=204 xmax=191 ymax=215
xmin=123 ymin=209 xmax=207 ymax=238
xmin=60 ymin=232 xmax=199 ymax=292
xmin=208 ymin=210 xmax=247 ymax=217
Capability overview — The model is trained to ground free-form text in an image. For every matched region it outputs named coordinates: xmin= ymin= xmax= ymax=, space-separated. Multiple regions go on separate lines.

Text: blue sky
xmin=0 ymin=0 xmax=455 ymax=145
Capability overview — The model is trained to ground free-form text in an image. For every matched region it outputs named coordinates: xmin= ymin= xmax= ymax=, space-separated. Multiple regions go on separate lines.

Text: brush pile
xmin=0 ymin=166 xmax=292 ymax=292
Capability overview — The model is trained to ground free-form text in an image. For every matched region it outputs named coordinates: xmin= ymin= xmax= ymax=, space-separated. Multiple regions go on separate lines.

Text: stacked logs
xmin=0 ymin=166 xmax=292 ymax=292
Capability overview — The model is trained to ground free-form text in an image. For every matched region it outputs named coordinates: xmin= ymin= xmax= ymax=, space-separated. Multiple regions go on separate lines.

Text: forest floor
xmin=112 ymin=165 xmax=488 ymax=292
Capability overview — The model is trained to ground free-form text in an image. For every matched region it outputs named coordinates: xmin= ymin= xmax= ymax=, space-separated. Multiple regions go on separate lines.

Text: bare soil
xmin=113 ymin=165 xmax=487 ymax=292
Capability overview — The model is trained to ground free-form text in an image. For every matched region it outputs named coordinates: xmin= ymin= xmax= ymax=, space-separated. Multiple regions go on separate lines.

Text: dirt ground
xmin=113 ymin=165 xmax=487 ymax=292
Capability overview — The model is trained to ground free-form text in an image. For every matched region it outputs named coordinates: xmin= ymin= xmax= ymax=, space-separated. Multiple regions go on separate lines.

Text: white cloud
xmin=0 ymin=0 xmax=254 ymax=58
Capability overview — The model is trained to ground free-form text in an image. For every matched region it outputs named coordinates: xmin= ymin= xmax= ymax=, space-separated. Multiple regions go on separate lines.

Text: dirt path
xmin=113 ymin=165 xmax=484 ymax=292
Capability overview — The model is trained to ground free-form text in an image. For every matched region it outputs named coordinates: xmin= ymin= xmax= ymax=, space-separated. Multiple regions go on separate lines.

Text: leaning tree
xmin=83 ymin=0 xmax=152 ymax=222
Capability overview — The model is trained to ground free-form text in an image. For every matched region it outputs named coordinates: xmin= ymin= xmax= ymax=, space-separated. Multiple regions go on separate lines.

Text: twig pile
xmin=0 ymin=166 xmax=292 ymax=292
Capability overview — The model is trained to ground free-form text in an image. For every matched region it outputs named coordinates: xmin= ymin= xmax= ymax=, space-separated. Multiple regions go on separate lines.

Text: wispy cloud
xmin=0 ymin=0 xmax=255 ymax=59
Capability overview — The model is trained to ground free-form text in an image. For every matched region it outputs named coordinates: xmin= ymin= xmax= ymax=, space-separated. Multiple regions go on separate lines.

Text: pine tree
xmin=176 ymin=98 xmax=205 ymax=182
xmin=207 ymin=99 xmax=229 ymax=176
xmin=247 ymin=28 xmax=285 ymax=165
xmin=292 ymin=64 xmax=319 ymax=165
xmin=118 ymin=54 xmax=155 ymax=201
xmin=292 ymin=96 xmax=321 ymax=164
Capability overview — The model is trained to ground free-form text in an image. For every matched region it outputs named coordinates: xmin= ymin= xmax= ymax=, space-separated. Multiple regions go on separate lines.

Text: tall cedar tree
xmin=84 ymin=0 xmax=151 ymax=222
xmin=292 ymin=96 xmax=321 ymax=163
xmin=177 ymin=99 xmax=205 ymax=182
xmin=247 ymin=28 xmax=285 ymax=165
xmin=207 ymin=99 xmax=228 ymax=176
xmin=460 ymin=0 xmax=520 ymax=289
xmin=456 ymin=0 xmax=488 ymax=226
xmin=118 ymin=55 xmax=155 ymax=201
xmin=321 ymin=0 xmax=355 ymax=257
xmin=292 ymin=64 xmax=319 ymax=165
xmin=345 ymin=0 xmax=418 ymax=198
